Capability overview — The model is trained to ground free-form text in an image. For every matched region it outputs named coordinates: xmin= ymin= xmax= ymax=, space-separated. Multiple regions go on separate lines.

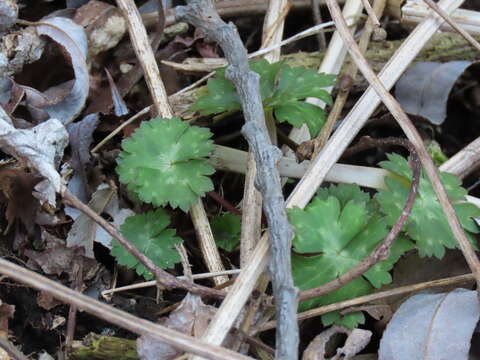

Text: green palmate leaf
xmin=211 ymin=213 xmax=241 ymax=252
xmin=116 ymin=117 xmax=215 ymax=212
xmin=274 ymin=102 xmax=327 ymax=140
xmin=190 ymin=74 xmax=239 ymax=115
xmin=191 ymin=59 xmax=335 ymax=137
xmin=376 ymin=153 xmax=480 ymax=259
xmin=110 ymin=209 xmax=182 ymax=280
xmin=289 ymin=185 xmax=414 ymax=327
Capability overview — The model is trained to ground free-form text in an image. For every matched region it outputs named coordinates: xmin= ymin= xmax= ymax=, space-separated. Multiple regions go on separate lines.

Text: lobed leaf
xmin=376 ymin=153 xmax=480 ymax=258
xmin=191 ymin=60 xmax=335 ymax=137
xmin=116 ymin=117 xmax=215 ymax=212
xmin=290 ymin=184 xmax=413 ymax=327
xmin=110 ymin=209 xmax=182 ymax=280
xmin=211 ymin=213 xmax=241 ymax=252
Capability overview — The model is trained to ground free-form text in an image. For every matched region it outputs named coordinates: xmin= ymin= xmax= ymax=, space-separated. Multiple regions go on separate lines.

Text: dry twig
xmin=62 ymin=188 xmax=225 ymax=298
xmin=0 ymin=338 xmax=29 ymax=360
xmin=176 ymin=1 xmax=299 ymax=359
xmin=421 ymin=0 xmax=480 ymax=51
xmin=258 ymin=273 xmax=475 ymax=331
xmin=0 ymin=259 xmax=251 ymax=360
xmin=116 ymin=0 xmax=227 ymax=286
xmin=325 ymin=0 xmax=480 ymax=291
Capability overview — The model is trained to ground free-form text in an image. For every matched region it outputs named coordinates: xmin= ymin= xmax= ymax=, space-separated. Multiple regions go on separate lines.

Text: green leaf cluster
xmin=376 ymin=153 xmax=480 ymax=258
xmin=290 ymin=184 xmax=413 ymax=327
xmin=191 ymin=59 xmax=336 ymax=137
xmin=111 ymin=209 xmax=182 ymax=280
xmin=211 ymin=213 xmax=241 ymax=252
xmin=116 ymin=117 xmax=215 ymax=212
xmin=290 ymin=156 xmax=480 ymax=327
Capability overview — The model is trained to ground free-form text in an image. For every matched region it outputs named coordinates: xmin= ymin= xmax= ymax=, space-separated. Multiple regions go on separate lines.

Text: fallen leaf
xmin=66 ymin=113 xmax=99 ymax=209
xmin=23 ymin=16 xmax=89 ymax=124
xmin=0 ymin=115 xmax=68 ymax=206
xmin=302 ymin=326 xmax=372 ymax=360
xmin=25 ymin=229 xmax=97 ymax=280
xmin=105 ymin=68 xmax=129 ymax=116
xmin=395 ymin=61 xmax=474 ymax=125
xmin=66 ymin=183 xmax=133 ymax=256
xmin=0 ymin=168 xmax=41 ymax=234
xmin=137 ymin=294 xmax=218 ymax=360
xmin=379 ymin=289 xmax=479 ymax=360
xmin=73 ymin=1 xmax=126 ymax=57
xmin=0 ymin=0 xmax=18 ymax=32
xmin=37 ymin=291 xmax=62 ymax=310
xmin=0 ymin=77 xmax=24 ymax=115
xmin=0 ymin=300 xmax=14 ymax=337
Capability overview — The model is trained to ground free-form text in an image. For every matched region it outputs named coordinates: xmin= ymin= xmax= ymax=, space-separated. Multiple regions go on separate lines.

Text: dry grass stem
xmin=325 ymin=0 xmax=480 ymax=289
xmin=258 ymin=273 xmax=475 ymax=332
xmin=0 ymin=259 xmax=252 ymax=360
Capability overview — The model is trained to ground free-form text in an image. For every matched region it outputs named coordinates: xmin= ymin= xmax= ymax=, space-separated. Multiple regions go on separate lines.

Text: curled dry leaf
xmin=0 ymin=78 xmax=25 ymax=115
xmin=24 ymin=16 xmax=89 ymax=124
xmin=379 ymin=289 xmax=480 ymax=360
xmin=0 ymin=113 xmax=68 ymax=205
xmin=137 ymin=293 xmax=218 ymax=360
xmin=395 ymin=61 xmax=474 ymax=125
xmin=302 ymin=326 xmax=372 ymax=360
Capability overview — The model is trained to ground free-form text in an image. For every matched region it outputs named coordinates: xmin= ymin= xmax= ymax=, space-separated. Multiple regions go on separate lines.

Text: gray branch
xmin=176 ymin=1 xmax=299 ymax=359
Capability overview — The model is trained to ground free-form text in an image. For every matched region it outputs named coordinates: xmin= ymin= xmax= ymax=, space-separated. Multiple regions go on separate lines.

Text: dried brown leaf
xmin=302 ymin=326 xmax=371 ymax=360
xmin=0 ymin=301 xmax=14 ymax=337
xmin=0 ymin=168 xmax=41 ymax=234
xmin=137 ymin=294 xmax=218 ymax=360
xmin=0 ymin=115 xmax=68 ymax=206
xmin=74 ymin=0 xmax=126 ymax=57
xmin=25 ymin=230 xmax=96 ymax=281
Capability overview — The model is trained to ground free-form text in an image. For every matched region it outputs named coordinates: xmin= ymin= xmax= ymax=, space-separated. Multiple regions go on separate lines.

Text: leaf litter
xmin=1 ymin=1 xmax=480 ymax=359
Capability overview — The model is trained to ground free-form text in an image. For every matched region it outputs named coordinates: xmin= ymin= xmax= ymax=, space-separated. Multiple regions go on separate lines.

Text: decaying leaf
xmin=0 ymin=113 xmax=68 ymax=206
xmin=0 ymin=25 xmax=45 ymax=77
xmin=302 ymin=326 xmax=372 ymax=360
xmin=66 ymin=183 xmax=133 ymax=256
xmin=395 ymin=61 xmax=474 ymax=125
xmin=379 ymin=289 xmax=479 ymax=360
xmin=66 ymin=113 xmax=99 ymax=209
xmin=0 ymin=168 xmax=41 ymax=234
xmin=0 ymin=77 xmax=24 ymax=115
xmin=105 ymin=68 xmax=129 ymax=116
xmin=23 ymin=16 xmax=89 ymax=124
xmin=25 ymin=230 xmax=97 ymax=281
xmin=0 ymin=300 xmax=14 ymax=337
xmin=73 ymin=0 xmax=126 ymax=57
xmin=0 ymin=0 xmax=18 ymax=32
xmin=36 ymin=291 xmax=62 ymax=311
xmin=137 ymin=294 xmax=218 ymax=360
